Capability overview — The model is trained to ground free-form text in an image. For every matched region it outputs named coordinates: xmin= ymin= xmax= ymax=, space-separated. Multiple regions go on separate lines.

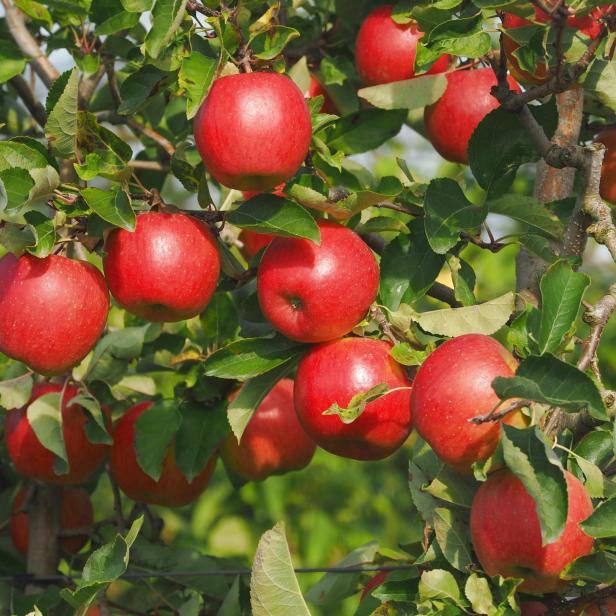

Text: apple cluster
xmin=2 ymin=4 xmax=614 ymax=603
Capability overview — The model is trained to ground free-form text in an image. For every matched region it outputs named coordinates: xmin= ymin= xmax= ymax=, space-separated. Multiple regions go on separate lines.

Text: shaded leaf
xmin=178 ymin=52 xmax=218 ymax=119
xmin=488 ymin=194 xmax=563 ymax=239
xmin=45 ymin=68 xmax=79 ymax=158
xmin=81 ymin=187 xmax=136 ymax=231
xmin=27 ymin=393 xmax=68 ymax=475
xmin=358 ymin=74 xmax=447 ymax=110
xmin=144 ymin=0 xmax=189 ymax=59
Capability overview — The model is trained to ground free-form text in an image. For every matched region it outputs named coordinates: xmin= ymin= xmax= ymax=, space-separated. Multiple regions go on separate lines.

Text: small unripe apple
xmin=470 ymin=470 xmax=593 ymax=593
xmin=355 ymin=4 xmax=449 ymax=86
xmin=0 ymin=253 xmax=109 ymax=375
xmin=411 ymin=334 xmax=522 ymax=472
xmin=594 ymin=127 xmax=616 ymax=204
xmin=10 ymin=486 xmax=93 ymax=554
xmin=307 ymin=75 xmax=338 ymax=114
xmin=103 ymin=211 xmax=220 ymax=322
xmin=194 ymin=72 xmax=312 ymax=192
xmin=110 ymin=402 xmax=217 ymax=507
xmin=221 ymin=379 xmax=316 ymax=481
xmin=257 ymin=220 xmax=379 ymax=343
xmin=294 ymin=337 xmax=413 ymax=460
xmin=424 ymin=68 xmax=521 ymax=164
xmin=5 ymin=383 xmax=109 ymax=485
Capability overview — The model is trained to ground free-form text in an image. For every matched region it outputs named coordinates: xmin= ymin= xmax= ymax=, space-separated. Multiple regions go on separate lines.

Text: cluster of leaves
xmin=0 ymin=0 xmax=615 ymax=614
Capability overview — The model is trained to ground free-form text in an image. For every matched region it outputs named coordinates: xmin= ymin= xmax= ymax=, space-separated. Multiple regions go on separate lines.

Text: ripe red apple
xmin=594 ymin=127 xmax=616 ymax=204
xmin=194 ymin=72 xmax=312 ymax=192
xmin=355 ymin=4 xmax=449 ymax=85
xmin=0 ymin=254 xmax=109 ymax=375
xmin=423 ymin=68 xmax=521 ymax=164
xmin=103 ymin=211 xmax=220 ymax=322
xmin=110 ymin=402 xmax=217 ymax=507
xmin=5 ymin=383 xmax=109 ymax=485
xmin=221 ymin=379 xmax=316 ymax=481
xmin=502 ymin=8 xmax=606 ymax=85
xmin=294 ymin=337 xmax=413 ymax=460
xmin=307 ymin=75 xmax=338 ymax=114
xmin=411 ymin=334 xmax=523 ymax=472
xmin=257 ymin=220 xmax=379 ymax=343
xmin=10 ymin=486 xmax=93 ymax=554
xmin=470 ymin=470 xmax=593 ymax=594
xmin=239 ymin=229 xmax=275 ymax=260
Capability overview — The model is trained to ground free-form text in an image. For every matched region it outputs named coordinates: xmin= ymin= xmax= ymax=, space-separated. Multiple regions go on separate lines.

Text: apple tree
xmin=0 ymin=0 xmax=615 ymax=614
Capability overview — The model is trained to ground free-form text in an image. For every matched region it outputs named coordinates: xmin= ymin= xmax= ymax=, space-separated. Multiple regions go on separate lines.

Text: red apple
xmin=194 ymin=72 xmax=312 ymax=192
xmin=411 ymin=334 xmax=522 ymax=472
xmin=221 ymin=379 xmax=316 ymax=481
xmin=294 ymin=337 xmax=413 ymax=460
xmin=110 ymin=402 xmax=217 ymax=507
xmin=470 ymin=470 xmax=594 ymax=593
xmin=423 ymin=68 xmax=521 ymax=164
xmin=503 ymin=7 xmax=608 ymax=85
xmin=307 ymin=75 xmax=338 ymax=114
xmin=239 ymin=229 xmax=275 ymax=260
xmin=594 ymin=127 xmax=616 ymax=204
xmin=257 ymin=220 xmax=379 ymax=343
xmin=11 ymin=486 xmax=93 ymax=554
xmin=103 ymin=211 xmax=220 ymax=322
xmin=355 ymin=4 xmax=449 ymax=86
xmin=5 ymin=383 xmax=109 ymax=485
xmin=0 ymin=254 xmax=109 ymax=375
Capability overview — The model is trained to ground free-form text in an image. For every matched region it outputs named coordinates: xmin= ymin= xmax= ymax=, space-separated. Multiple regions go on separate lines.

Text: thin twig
xmin=370 ymin=305 xmax=399 ymax=345
xmin=470 ymin=399 xmax=532 ymax=424
xmin=578 ymin=284 xmax=616 ymax=372
xmin=9 ymin=75 xmax=47 ymax=127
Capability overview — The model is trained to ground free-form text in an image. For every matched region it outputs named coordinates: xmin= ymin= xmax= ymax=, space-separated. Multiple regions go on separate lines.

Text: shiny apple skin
xmin=5 ymin=383 xmax=109 ymax=485
xmin=355 ymin=4 xmax=449 ymax=86
xmin=221 ymin=379 xmax=316 ymax=481
xmin=411 ymin=334 xmax=522 ymax=471
xmin=10 ymin=486 xmax=93 ymax=554
xmin=294 ymin=337 xmax=413 ymax=460
xmin=194 ymin=72 xmax=312 ymax=192
xmin=307 ymin=75 xmax=338 ymax=114
xmin=470 ymin=470 xmax=594 ymax=594
xmin=423 ymin=68 xmax=521 ymax=164
xmin=595 ymin=127 xmax=616 ymax=204
xmin=103 ymin=211 xmax=220 ymax=322
xmin=0 ymin=253 xmax=109 ymax=375
xmin=110 ymin=402 xmax=217 ymax=507
xmin=257 ymin=220 xmax=379 ymax=343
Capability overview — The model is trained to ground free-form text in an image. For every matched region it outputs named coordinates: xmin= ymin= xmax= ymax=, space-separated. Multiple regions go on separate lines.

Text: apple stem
xmin=470 ymin=399 xmax=531 ymax=424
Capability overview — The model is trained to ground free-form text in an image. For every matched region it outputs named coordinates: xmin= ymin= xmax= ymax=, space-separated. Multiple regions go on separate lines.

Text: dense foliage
xmin=0 ymin=0 xmax=615 ymax=614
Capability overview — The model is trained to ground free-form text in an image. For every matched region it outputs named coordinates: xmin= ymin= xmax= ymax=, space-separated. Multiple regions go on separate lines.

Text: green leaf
xmin=250 ymin=522 xmax=311 ymax=616
xmin=135 ymin=400 xmax=182 ymax=482
xmin=74 ymin=150 xmax=131 ymax=182
xmin=288 ymin=56 xmax=310 ymax=93
xmin=81 ymin=187 xmax=136 ymax=231
xmin=96 ymin=11 xmax=140 ymax=35
xmin=250 ymin=26 xmax=300 ymax=61
xmin=424 ymin=178 xmax=487 ymax=254
xmin=465 ymin=575 xmax=496 ymax=616
xmin=326 ymin=109 xmax=407 ymax=155
xmin=27 ymin=393 xmax=68 ymax=475
xmin=536 ymin=260 xmax=590 ymax=355
xmin=418 ymin=569 xmax=460 ymax=604
xmin=0 ymin=167 xmax=34 ymax=211
xmin=227 ymin=362 xmax=296 ymax=441
xmin=433 ymin=507 xmax=472 ymax=571
xmin=179 ymin=52 xmax=218 ymax=119
xmin=448 ymin=255 xmax=476 ymax=306
xmin=390 ymin=342 xmax=431 ymax=367
xmin=144 ymin=0 xmax=189 ymax=59
xmin=227 ymin=195 xmax=320 ymax=242
xmin=60 ymin=517 xmax=143 ymax=608
xmin=493 ymin=354 xmax=607 ymax=420
xmin=120 ymin=0 xmax=153 ymax=11
xmin=487 ymin=194 xmax=564 ymax=239
xmin=175 ymin=404 xmax=228 ymax=482
xmin=379 ymin=219 xmax=446 ymax=310
xmin=68 ymin=393 xmax=111 ymax=446
xmin=415 ymin=291 xmax=514 ymax=337
xmin=305 ymin=542 xmax=378 ymax=606
xmin=358 ymin=74 xmax=447 ymax=110
xmin=45 ymin=68 xmax=79 ymax=158
xmin=563 ymin=551 xmax=616 ymax=584
xmin=24 ymin=210 xmax=56 ymax=258
xmin=14 ymin=0 xmax=52 ymax=26
xmin=579 ymin=498 xmax=616 ymax=538
xmin=204 ymin=335 xmax=306 ymax=380
xmin=501 ymin=425 xmax=568 ymax=544
xmin=322 ymin=383 xmax=391 ymax=424
xmin=0 ymin=374 xmax=33 ymax=410
xmin=118 ymin=65 xmax=166 ymax=115
xmin=468 ymin=103 xmax=557 ymax=196
xmin=0 ymin=40 xmax=28 ymax=84
xmin=583 ymin=59 xmax=616 ymax=114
